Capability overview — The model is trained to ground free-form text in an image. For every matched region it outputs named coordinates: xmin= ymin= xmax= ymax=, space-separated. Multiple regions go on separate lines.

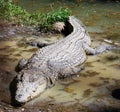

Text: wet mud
xmin=0 ymin=33 xmax=119 ymax=112
xmin=0 ymin=1 xmax=120 ymax=111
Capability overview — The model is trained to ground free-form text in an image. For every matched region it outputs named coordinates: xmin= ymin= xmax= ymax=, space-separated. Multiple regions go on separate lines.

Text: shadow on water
xmin=62 ymin=20 xmax=73 ymax=36
xmin=9 ymin=76 xmax=23 ymax=107
xmin=112 ymin=88 xmax=120 ymax=100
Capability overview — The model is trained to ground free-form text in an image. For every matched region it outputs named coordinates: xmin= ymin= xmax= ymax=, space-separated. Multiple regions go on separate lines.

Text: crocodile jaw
xmin=15 ymin=76 xmax=47 ymax=103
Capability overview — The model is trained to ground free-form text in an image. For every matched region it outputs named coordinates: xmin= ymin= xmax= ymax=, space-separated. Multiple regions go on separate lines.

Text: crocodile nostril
xmin=18 ymin=94 xmax=22 ymax=98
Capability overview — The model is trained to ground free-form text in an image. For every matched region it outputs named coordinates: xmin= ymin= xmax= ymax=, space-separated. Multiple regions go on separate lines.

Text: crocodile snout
xmin=15 ymin=94 xmax=28 ymax=103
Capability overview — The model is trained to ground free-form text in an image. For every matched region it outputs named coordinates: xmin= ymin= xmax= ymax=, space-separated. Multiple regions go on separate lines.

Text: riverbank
xmin=0 ymin=1 xmax=71 ymax=39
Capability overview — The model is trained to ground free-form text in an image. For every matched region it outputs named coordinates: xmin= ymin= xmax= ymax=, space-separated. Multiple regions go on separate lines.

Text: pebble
xmin=21 ymin=108 xmax=25 ymax=111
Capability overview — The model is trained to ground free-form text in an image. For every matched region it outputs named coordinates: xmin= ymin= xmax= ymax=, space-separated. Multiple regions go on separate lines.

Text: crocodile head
xmin=15 ymin=71 xmax=47 ymax=103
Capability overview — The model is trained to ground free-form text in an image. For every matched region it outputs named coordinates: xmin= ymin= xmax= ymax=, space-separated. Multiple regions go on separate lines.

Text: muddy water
xmin=25 ymin=35 xmax=120 ymax=107
xmin=19 ymin=0 xmax=120 ymax=39
xmin=0 ymin=34 xmax=120 ymax=111
xmin=0 ymin=37 xmax=36 ymax=105
xmin=0 ymin=35 xmax=63 ymax=105
xmin=0 ymin=1 xmax=120 ymax=112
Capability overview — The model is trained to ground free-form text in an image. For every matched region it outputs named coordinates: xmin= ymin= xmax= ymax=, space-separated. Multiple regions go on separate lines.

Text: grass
xmin=0 ymin=0 xmax=71 ymax=31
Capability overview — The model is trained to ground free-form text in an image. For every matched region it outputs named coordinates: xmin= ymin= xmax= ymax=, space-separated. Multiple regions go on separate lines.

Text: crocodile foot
xmin=83 ymin=42 xmax=117 ymax=55
xmin=26 ymin=41 xmax=53 ymax=48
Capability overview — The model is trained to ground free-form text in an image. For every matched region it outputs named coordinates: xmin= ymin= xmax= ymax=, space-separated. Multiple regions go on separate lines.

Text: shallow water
xmin=25 ymin=36 xmax=120 ymax=107
xmin=0 ymin=0 xmax=120 ymax=111
xmin=19 ymin=0 xmax=120 ymax=39
xmin=0 ymin=34 xmax=120 ymax=111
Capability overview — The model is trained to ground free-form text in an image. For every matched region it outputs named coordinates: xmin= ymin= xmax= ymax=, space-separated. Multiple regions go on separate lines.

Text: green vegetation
xmin=38 ymin=8 xmax=71 ymax=30
xmin=0 ymin=0 xmax=71 ymax=31
xmin=0 ymin=0 xmax=31 ymax=25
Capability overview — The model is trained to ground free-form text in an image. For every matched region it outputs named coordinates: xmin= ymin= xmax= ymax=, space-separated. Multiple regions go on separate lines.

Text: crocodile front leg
xmin=27 ymin=41 xmax=54 ymax=48
xmin=16 ymin=58 xmax=28 ymax=72
xmin=83 ymin=42 xmax=116 ymax=55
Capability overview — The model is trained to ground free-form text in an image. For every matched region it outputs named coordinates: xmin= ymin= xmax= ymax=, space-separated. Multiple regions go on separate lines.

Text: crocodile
xmin=15 ymin=16 xmax=115 ymax=103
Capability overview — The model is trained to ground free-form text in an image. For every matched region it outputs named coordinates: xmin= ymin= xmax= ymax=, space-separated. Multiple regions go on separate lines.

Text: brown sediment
xmin=109 ymin=64 xmax=120 ymax=69
xmin=83 ymin=89 xmax=92 ymax=97
xmin=0 ymin=100 xmax=89 ymax=112
xmin=104 ymin=55 xmax=119 ymax=61
xmin=84 ymin=14 xmax=100 ymax=26
xmin=63 ymin=87 xmax=74 ymax=93
xmin=102 ymin=26 xmax=120 ymax=40
xmin=89 ymin=82 xmax=104 ymax=87
xmin=85 ymin=62 xmax=94 ymax=67
xmin=13 ymin=53 xmax=21 ymax=57
xmin=105 ymin=11 xmax=120 ymax=19
xmin=79 ymin=70 xmax=100 ymax=77
xmin=22 ymin=48 xmax=38 ymax=52
xmin=59 ymin=78 xmax=77 ymax=86
xmin=17 ymin=42 xmax=29 ymax=48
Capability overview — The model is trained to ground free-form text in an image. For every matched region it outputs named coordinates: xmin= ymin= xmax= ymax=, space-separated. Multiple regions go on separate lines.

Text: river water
xmin=0 ymin=1 xmax=120 ymax=112
xmin=19 ymin=0 xmax=120 ymax=37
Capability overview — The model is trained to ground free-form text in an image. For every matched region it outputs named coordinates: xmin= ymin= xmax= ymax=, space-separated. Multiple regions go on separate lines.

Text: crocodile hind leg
xmin=48 ymin=59 xmax=85 ymax=79
xmin=83 ymin=42 xmax=116 ymax=55
xmin=58 ymin=64 xmax=85 ymax=79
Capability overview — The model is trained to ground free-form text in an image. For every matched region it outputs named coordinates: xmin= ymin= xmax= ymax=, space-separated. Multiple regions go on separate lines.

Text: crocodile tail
xmin=69 ymin=16 xmax=91 ymax=45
